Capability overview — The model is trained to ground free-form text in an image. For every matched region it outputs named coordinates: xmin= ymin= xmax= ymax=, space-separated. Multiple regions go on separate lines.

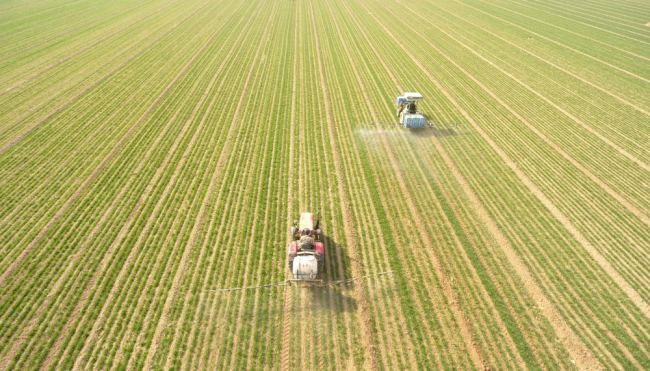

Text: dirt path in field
xmin=327 ymin=1 xmax=483 ymax=368
xmin=341 ymin=4 xmax=533 ymax=367
xmin=308 ymin=3 xmax=378 ymax=369
xmin=320 ymin=2 xmax=417 ymax=369
xmin=359 ymin=4 xmax=601 ymax=369
xmin=394 ymin=3 xmax=650 ymax=319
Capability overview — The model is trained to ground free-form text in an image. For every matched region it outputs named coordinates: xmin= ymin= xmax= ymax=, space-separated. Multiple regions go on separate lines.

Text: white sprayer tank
xmin=292 ymin=254 xmax=319 ymax=280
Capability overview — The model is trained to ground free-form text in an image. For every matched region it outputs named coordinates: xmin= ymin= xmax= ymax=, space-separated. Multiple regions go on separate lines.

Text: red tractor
xmin=287 ymin=212 xmax=325 ymax=282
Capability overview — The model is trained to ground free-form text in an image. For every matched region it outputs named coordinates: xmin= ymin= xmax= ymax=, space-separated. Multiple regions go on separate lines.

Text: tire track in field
xmin=316 ymin=2 xmax=407 ymax=368
xmin=399 ymin=5 xmax=649 ymax=223
xmin=325 ymin=0 xmax=481 ymax=367
xmin=304 ymin=7 xmax=346 ymax=369
xmin=352 ymin=6 xmax=548 ymax=367
xmin=427 ymin=3 xmax=650 ymax=118
xmin=0 ymin=0 xmax=217 ymax=290
xmin=358 ymin=4 xmax=601 ymax=368
xmin=390 ymin=0 xmax=650 ymax=319
xmin=334 ymin=3 xmax=443 ymax=369
xmin=34 ymin=8 xmax=242 ymax=368
xmin=318 ymin=2 xmax=399 ymax=367
xmin=454 ymin=0 xmax=650 ymax=84
xmin=307 ymin=4 xmax=358 ymax=368
xmin=479 ymin=183 xmax=643 ymax=367
xmin=308 ymin=2 xmax=378 ymax=369
xmin=394 ymin=0 xmax=650 ymax=338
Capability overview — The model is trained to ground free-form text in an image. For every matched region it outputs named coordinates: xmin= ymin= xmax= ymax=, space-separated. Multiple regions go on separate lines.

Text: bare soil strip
xmin=319 ymin=2 xmax=420 ymax=369
xmin=360 ymin=5 xmax=600 ymax=369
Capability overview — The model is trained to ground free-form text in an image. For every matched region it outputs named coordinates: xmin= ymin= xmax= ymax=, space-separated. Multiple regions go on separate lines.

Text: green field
xmin=1 ymin=0 xmax=649 ymax=369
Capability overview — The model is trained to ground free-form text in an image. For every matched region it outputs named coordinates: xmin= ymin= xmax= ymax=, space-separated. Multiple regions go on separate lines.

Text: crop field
xmin=1 ymin=0 xmax=649 ymax=369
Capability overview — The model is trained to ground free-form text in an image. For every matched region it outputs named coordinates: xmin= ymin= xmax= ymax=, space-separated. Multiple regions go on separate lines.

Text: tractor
xmin=287 ymin=212 xmax=325 ymax=283
xmin=396 ymin=92 xmax=427 ymax=128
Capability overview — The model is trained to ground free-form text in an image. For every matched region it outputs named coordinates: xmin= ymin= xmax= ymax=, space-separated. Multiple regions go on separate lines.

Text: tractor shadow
xmin=307 ymin=233 xmax=358 ymax=314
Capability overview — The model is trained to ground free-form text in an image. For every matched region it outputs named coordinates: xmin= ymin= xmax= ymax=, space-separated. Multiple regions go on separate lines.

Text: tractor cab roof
xmin=403 ymin=92 xmax=423 ymax=101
